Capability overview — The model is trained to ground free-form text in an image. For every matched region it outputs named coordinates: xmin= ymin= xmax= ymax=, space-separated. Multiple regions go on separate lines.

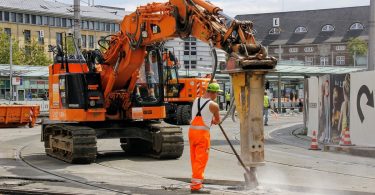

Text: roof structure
xmin=236 ymin=6 xmax=369 ymax=46
xmin=0 ymin=0 xmax=129 ymax=21
xmin=0 ymin=64 xmax=49 ymax=78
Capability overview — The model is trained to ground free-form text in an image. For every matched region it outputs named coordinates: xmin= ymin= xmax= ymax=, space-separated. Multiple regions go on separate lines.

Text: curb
xmin=323 ymin=145 xmax=375 ymax=158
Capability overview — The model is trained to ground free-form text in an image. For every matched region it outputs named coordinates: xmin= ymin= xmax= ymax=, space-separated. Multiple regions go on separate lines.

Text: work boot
xmin=190 ymin=189 xmax=210 ymax=194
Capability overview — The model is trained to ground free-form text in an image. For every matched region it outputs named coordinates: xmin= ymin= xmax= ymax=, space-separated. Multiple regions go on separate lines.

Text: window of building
xmin=38 ymin=31 xmax=44 ymax=45
xmin=191 ymin=51 xmax=197 ymax=55
xmin=100 ymin=22 xmax=105 ymax=31
xmin=115 ymin=24 xmax=120 ymax=32
xmin=191 ymin=47 xmax=196 ymax=50
xmin=184 ymin=51 xmax=189 ymax=55
xmin=269 ymin=27 xmax=280 ymax=35
xmin=350 ymin=22 xmax=364 ymax=30
xmin=31 ymin=15 xmax=36 ymax=24
xmin=89 ymin=21 xmax=94 ymax=30
xmin=81 ymin=35 xmax=87 ymax=48
xmin=62 ymin=18 xmax=67 ymax=27
xmin=304 ymin=47 xmax=314 ymax=52
xmin=320 ymin=56 xmax=329 ymax=66
xmin=56 ymin=17 xmax=61 ymax=27
xmin=4 ymin=11 xmax=9 ymax=22
xmin=43 ymin=16 xmax=48 ymax=25
xmin=67 ymin=19 xmax=72 ymax=27
xmin=335 ymin=45 xmax=346 ymax=51
xmin=110 ymin=23 xmax=115 ymax=32
xmin=274 ymin=48 xmax=283 ymax=54
xmin=0 ymin=11 xmax=2 ymax=21
xmin=289 ymin=48 xmax=298 ymax=53
xmin=83 ymin=21 xmax=89 ymax=29
xmin=322 ymin=24 xmax=334 ymax=32
xmin=56 ymin=32 xmax=63 ymax=45
xmin=294 ymin=26 xmax=307 ymax=33
xmin=24 ymin=30 xmax=31 ymax=43
xmin=10 ymin=12 xmax=16 ymax=22
xmin=95 ymin=21 xmax=100 ymax=30
xmin=305 ymin=56 xmax=314 ymax=65
xmin=36 ymin=15 xmax=42 ymax=25
xmin=336 ymin=56 xmax=345 ymax=65
xmin=49 ymin=17 xmax=55 ymax=26
xmin=24 ymin=14 xmax=30 ymax=24
xmin=191 ymin=42 xmax=196 ymax=46
xmin=184 ymin=46 xmax=190 ymax=50
xmin=17 ymin=13 xmax=23 ymax=23
xmin=89 ymin=35 xmax=94 ymax=48
xmin=105 ymin=23 xmax=110 ymax=31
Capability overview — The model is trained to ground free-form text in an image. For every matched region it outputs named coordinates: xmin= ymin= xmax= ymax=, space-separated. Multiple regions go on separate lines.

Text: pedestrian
xmin=225 ymin=91 xmax=231 ymax=111
xmin=264 ymin=92 xmax=270 ymax=126
xmin=189 ymin=83 xmax=221 ymax=194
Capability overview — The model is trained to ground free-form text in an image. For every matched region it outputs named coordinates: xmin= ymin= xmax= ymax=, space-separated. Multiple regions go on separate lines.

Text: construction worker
xmin=264 ymin=92 xmax=270 ymax=126
xmin=225 ymin=91 xmax=231 ymax=111
xmin=189 ymin=83 xmax=221 ymax=194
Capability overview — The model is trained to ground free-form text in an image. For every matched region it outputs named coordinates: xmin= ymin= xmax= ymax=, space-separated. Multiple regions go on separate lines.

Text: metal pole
xmin=9 ymin=37 xmax=13 ymax=103
xmin=74 ymin=0 xmax=81 ymax=53
xmin=278 ymin=45 xmax=282 ymax=61
xmin=369 ymin=0 xmax=375 ymax=71
xmin=278 ymin=73 xmax=281 ymax=113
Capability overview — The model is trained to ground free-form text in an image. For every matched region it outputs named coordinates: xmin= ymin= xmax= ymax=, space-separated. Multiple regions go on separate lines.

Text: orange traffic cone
xmin=309 ymin=130 xmax=321 ymax=150
xmin=340 ymin=127 xmax=355 ymax=146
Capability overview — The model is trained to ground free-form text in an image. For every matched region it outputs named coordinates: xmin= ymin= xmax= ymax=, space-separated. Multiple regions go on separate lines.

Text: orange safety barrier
xmin=0 ymin=105 xmax=40 ymax=128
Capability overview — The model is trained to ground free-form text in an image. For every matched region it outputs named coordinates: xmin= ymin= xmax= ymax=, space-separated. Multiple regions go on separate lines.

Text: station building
xmin=0 ymin=0 xmax=126 ymax=58
xmin=236 ymin=6 xmax=369 ymax=100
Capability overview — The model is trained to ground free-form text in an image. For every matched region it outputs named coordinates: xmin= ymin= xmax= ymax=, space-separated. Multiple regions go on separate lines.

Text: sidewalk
xmin=293 ymin=128 xmax=375 ymax=158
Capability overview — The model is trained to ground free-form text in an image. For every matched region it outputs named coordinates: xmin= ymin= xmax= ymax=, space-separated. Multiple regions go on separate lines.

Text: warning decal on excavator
xmin=52 ymin=84 xmax=59 ymax=107
xmin=132 ymin=107 xmax=143 ymax=119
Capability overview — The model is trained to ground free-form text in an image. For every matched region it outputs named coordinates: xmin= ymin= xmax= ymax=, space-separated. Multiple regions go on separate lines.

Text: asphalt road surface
xmin=1 ymin=114 xmax=375 ymax=194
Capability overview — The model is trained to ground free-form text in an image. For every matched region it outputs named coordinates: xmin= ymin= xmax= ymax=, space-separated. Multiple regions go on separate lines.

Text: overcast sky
xmin=58 ymin=0 xmax=370 ymax=17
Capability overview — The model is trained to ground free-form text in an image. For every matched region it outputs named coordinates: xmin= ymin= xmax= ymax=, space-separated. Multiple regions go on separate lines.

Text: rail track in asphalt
xmin=208 ymin=123 xmax=375 ymax=181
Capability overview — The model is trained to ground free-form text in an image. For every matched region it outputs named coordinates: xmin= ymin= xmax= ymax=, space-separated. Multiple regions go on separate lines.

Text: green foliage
xmin=347 ymin=37 xmax=368 ymax=56
xmin=22 ymin=39 xmax=52 ymax=66
xmin=0 ymin=29 xmax=24 ymax=65
xmin=0 ymin=29 xmax=52 ymax=66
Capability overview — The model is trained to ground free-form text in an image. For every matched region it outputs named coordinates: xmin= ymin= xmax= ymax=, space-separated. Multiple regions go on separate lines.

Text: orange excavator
xmin=41 ymin=0 xmax=276 ymax=163
xmin=161 ymin=48 xmax=212 ymax=125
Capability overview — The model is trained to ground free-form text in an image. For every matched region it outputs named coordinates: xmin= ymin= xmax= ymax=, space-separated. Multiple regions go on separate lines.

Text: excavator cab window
xmin=135 ymin=49 xmax=163 ymax=105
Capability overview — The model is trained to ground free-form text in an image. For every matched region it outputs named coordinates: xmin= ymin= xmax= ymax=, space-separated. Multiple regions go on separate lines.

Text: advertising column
xmin=307 ymin=77 xmax=319 ymax=137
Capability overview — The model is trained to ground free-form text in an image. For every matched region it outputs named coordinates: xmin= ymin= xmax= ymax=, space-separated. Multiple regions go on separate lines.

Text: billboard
xmin=350 ymin=71 xmax=375 ymax=146
xmin=318 ymin=75 xmax=331 ymax=143
xmin=330 ymin=74 xmax=350 ymax=145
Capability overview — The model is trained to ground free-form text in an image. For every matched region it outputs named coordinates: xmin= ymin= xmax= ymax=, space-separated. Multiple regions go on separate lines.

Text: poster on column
xmin=330 ymin=74 xmax=350 ymax=145
xmin=350 ymin=71 xmax=375 ymax=146
xmin=318 ymin=75 xmax=331 ymax=143
xmin=307 ymin=77 xmax=319 ymax=137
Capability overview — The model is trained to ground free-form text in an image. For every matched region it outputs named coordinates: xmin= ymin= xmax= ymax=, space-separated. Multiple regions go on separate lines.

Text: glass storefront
xmin=0 ymin=78 xmax=48 ymax=101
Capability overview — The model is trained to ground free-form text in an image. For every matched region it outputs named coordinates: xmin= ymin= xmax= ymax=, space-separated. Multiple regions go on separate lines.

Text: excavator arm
xmin=100 ymin=0 xmax=276 ymax=104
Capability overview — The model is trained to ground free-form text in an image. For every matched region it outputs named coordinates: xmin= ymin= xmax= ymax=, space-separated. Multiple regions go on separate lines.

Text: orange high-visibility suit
xmin=189 ymin=98 xmax=212 ymax=190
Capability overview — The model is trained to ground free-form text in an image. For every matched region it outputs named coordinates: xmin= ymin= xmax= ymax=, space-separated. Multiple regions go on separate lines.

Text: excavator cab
xmin=134 ymin=48 xmax=164 ymax=105
xmin=162 ymin=48 xmax=181 ymax=98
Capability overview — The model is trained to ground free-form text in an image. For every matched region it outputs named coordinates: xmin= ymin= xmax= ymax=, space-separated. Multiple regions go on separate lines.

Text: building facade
xmin=236 ymin=6 xmax=369 ymax=67
xmin=0 ymin=0 xmax=126 ymax=59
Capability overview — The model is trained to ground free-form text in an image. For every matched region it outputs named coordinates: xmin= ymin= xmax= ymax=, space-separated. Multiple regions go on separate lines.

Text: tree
xmin=347 ymin=37 xmax=368 ymax=56
xmin=22 ymin=39 xmax=52 ymax=66
xmin=0 ymin=29 xmax=24 ymax=65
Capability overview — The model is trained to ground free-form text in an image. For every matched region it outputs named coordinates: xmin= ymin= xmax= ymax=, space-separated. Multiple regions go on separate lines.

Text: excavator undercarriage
xmin=42 ymin=121 xmax=184 ymax=163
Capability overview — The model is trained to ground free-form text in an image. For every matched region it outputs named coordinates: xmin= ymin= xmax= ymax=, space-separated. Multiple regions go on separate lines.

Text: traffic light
xmin=265 ymin=81 xmax=270 ymax=90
